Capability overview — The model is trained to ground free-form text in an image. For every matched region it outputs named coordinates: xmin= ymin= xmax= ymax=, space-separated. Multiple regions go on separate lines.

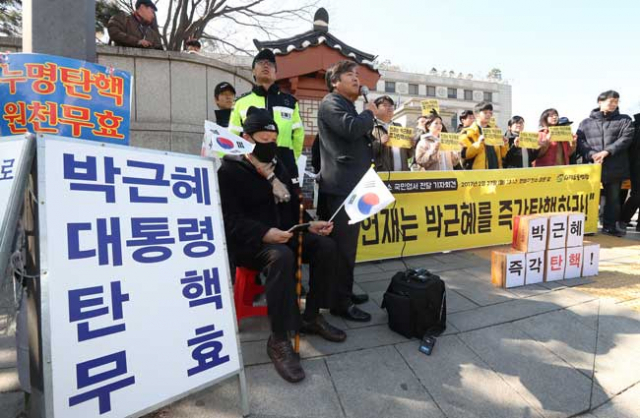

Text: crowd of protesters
xmin=388 ymin=91 xmax=638 ymax=237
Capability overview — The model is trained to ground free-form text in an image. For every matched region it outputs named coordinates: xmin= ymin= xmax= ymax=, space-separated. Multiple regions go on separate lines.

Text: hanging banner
xmin=0 ymin=53 xmax=132 ymax=144
xmin=356 ymin=165 xmax=602 ymax=262
xmin=38 ymin=136 xmax=244 ymax=418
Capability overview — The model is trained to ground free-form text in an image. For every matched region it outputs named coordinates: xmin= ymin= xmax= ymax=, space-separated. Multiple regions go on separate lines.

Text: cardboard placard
xmin=566 ymin=213 xmax=585 ymax=248
xmin=512 ymin=214 xmax=548 ymax=253
xmin=525 ymin=251 xmax=545 ymax=284
xmin=547 ymin=213 xmax=568 ymax=250
xmin=387 ymin=125 xmax=415 ymax=149
xmin=564 ymin=246 xmax=584 ymax=279
xmin=482 ymin=128 xmax=504 ymax=146
xmin=421 ymin=99 xmax=439 ymax=116
xmin=549 ymin=126 xmax=573 ymax=142
xmin=582 ymin=242 xmax=600 ymax=277
xmin=439 ymin=133 xmax=461 ymax=151
xmin=518 ymin=132 xmax=540 ymax=149
xmin=492 ymin=249 xmax=526 ymax=288
xmin=545 ymin=248 xmax=566 ymax=281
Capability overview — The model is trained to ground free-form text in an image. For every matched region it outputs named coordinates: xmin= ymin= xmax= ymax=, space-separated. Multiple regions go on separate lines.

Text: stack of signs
xmin=492 ymin=212 xmax=599 ymax=288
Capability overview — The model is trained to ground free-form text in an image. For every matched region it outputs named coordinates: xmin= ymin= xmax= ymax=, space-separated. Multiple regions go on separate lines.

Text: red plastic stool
xmin=234 ymin=267 xmax=268 ymax=323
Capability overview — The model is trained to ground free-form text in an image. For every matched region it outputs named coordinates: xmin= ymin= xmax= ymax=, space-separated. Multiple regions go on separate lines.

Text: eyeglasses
xmin=255 ymin=59 xmax=275 ymax=68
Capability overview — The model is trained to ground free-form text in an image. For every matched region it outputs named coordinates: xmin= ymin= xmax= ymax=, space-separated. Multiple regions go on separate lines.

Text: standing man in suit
xmin=317 ymin=60 xmax=377 ymax=322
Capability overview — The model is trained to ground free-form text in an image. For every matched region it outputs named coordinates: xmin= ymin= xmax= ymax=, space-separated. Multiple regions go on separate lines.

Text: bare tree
xmin=112 ymin=0 xmax=318 ymax=53
xmin=0 ymin=0 xmax=22 ymax=37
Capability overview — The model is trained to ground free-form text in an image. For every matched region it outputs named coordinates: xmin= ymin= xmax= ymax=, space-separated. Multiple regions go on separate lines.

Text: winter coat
xmin=107 ymin=13 xmax=163 ymax=50
xmin=459 ymin=122 xmax=508 ymax=169
xmin=503 ymin=131 xmax=539 ymax=168
xmin=412 ymin=133 xmax=460 ymax=171
xmin=317 ymin=92 xmax=375 ymax=196
xmin=218 ymin=155 xmax=301 ymax=261
xmin=533 ymin=128 xmax=574 ymax=167
xmin=577 ymin=108 xmax=635 ymax=183
xmin=371 ymin=120 xmax=414 ymax=172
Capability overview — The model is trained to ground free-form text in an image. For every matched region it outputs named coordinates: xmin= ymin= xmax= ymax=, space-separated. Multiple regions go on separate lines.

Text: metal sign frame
xmin=36 ymin=135 xmax=249 ymax=418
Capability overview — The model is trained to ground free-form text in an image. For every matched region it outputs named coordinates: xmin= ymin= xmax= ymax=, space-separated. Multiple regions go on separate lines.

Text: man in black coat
xmin=621 ymin=113 xmax=640 ymax=231
xmin=577 ymin=90 xmax=635 ymax=237
xmin=218 ymin=107 xmax=346 ymax=383
xmin=317 ymin=60 xmax=378 ymax=322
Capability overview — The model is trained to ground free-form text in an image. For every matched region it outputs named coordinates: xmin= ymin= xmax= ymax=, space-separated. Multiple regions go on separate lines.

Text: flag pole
xmin=328 ymin=198 xmax=347 ymax=223
xmin=294 ymin=189 xmax=305 ymax=354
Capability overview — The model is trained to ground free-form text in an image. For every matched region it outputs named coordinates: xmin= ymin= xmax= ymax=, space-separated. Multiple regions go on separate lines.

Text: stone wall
xmin=0 ymin=37 xmax=254 ymax=155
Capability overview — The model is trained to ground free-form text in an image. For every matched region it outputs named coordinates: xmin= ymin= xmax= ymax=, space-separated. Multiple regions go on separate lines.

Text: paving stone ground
xmin=1 ymin=231 xmax=639 ymax=418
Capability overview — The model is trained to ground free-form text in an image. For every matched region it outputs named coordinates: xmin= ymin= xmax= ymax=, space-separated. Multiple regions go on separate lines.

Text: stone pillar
xmin=22 ymin=0 xmax=96 ymax=62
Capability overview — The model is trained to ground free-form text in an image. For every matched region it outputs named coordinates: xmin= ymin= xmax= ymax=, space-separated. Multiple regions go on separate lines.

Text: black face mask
xmin=251 ymin=140 xmax=277 ymax=163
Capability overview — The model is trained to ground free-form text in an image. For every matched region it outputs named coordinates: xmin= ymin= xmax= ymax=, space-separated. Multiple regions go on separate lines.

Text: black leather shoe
xmin=602 ymin=228 xmax=624 ymax=238
xmin=350 ymin=293 xmax=369 ymax=305
xmin=330 ymin=304 xmax=372 ymax=322
xmin=301 ymin=314 xmax=347 ymax=342
xmin=267 ymin=336 xmax=305 ymax=383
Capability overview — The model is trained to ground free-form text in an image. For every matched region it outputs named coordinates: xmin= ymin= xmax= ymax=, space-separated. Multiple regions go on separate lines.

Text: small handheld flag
xmin=201 ymin=120 xmax=255 ymax=157
xmin=330 ymin=167 xmax=395 ymax=225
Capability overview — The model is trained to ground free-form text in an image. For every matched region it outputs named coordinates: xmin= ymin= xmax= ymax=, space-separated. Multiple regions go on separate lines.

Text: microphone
xmin=360 ymin=86 xmax=370 ymax=103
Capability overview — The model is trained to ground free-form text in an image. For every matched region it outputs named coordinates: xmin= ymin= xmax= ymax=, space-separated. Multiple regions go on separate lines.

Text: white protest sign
xmin=547 ymin=213 xmax=568 ymax=250
xmin=38 ymin=136 xmax=245 ymax=418
xmin=0 ymin=135 xmax=34 ymax=277
xmin=567 ymin=213 xmax=585 ymax=248
xmin=582 ymin=243 xmax=600 ymax=277
xmin=525 ymin=251 xmax=545 ymax=285
xmin=565 ymin=246 xmax=584 ymax=279
xmin=545 ymin=248 xmax=566 ymax=282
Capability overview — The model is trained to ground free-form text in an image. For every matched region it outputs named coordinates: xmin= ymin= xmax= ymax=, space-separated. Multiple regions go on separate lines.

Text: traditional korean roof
xmin=253 ymin=8 xmax=378 ymax=70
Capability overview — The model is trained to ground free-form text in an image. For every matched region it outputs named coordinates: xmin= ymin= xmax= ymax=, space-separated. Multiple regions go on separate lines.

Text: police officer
xmin=229 ymin=49 xmax=304 ymax=178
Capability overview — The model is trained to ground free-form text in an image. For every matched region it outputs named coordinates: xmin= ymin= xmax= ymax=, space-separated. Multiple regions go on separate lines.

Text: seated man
xmin=218 ymin=107 xmax=346 ymax=383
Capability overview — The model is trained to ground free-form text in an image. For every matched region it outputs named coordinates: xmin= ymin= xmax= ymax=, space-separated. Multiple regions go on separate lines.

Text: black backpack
xmin=381 ymin=269 xmax=447 ymax=339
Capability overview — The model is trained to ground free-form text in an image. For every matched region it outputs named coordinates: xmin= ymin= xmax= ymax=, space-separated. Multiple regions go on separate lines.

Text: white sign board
xmin=38 ymin=136 xmax=244 ymax=418
xmin=525 ymin=251 xmax=545 ymax=285
xmin=564 ymin=246 xmax=584 ymax=279
xmin=545 ymin=248 xmax=566 ymax=282
xmin=0 ymin=137 xmax=27 ymax=225
xmin=504 ymin=253 xmax=526 ymax=288
xmin=547 ymin=214 xmax=568 ymax=250
xmin=566 ymin=213 xmax=585 ymax=248
xmin=1 ymin=135 xmax=34 ymax=277
xmin=582 ymin=243 xmax=600 ymax=277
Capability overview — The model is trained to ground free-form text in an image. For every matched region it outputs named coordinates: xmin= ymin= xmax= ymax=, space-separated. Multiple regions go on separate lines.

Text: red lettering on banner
xmin=27 ymin=101 xmax=59 ymax=134
xmin=59 ymin=66 xmax=92 ymax=100
xmin=93 ymin=110 xmax=125 ymax=140
xmin=59 ymin=104 xmax=95 ymax=137
xmin=91 ymin=72 xmax=125 ymax=106
xmin=25 ymin=62 xmax=58 ymax=94
xmin=0 ymin=64 xmax=27 ymax=94
xmin=2 ymin=102 xmax=29 ymax=134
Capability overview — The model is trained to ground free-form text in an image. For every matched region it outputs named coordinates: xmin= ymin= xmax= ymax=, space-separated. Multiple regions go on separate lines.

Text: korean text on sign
xmin=0 ymin=53 xmax=131 ymax=144
xmin=40 ymin=137 xmax=240 ymax=418
xmin=387 ymin=126 xmax=414 ymax=149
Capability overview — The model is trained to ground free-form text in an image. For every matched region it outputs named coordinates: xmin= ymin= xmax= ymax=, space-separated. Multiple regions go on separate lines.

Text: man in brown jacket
xmin=371 ymin=95 xmax=414 ymax=172
xmin=107 ymin=0 xmax=163 ymax=50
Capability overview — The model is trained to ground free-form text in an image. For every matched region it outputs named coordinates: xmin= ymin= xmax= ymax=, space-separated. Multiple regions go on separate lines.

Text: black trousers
xmin=621 ymin=169 xmax=640 ymax=223
xmin=317 ymin=192 xmax=361 ymax=310
xmin=235 ymin=233 xmax=337 ymax=334
xmin=602 ymin=181 xmax=622 ymax=230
